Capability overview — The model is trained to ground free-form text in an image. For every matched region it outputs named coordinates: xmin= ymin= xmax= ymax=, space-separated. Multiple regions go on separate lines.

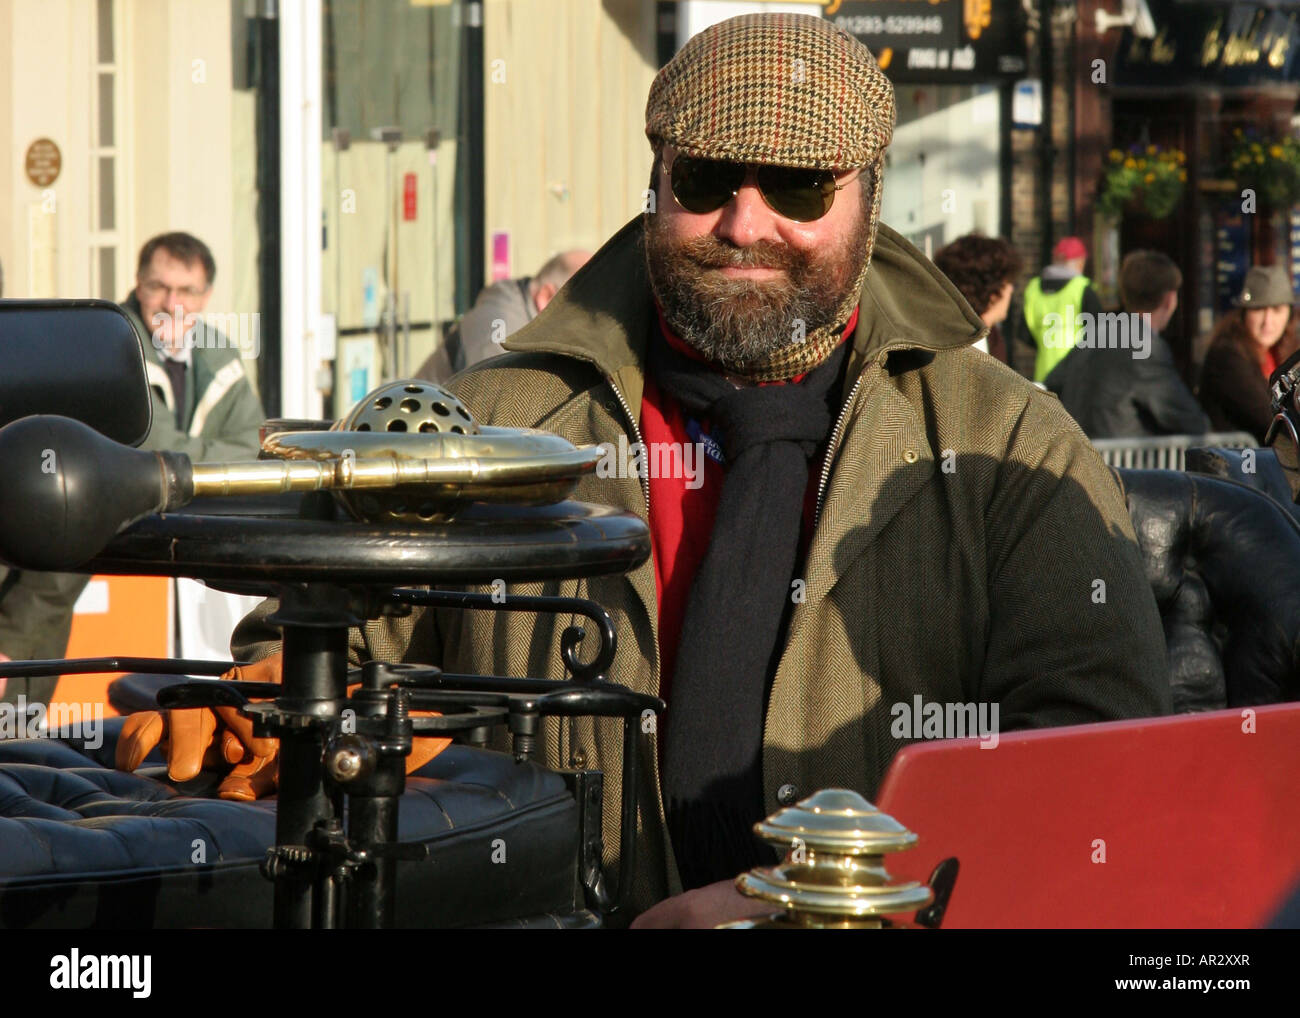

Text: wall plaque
xmin=24 ymin=138 xmax=61 ymax=188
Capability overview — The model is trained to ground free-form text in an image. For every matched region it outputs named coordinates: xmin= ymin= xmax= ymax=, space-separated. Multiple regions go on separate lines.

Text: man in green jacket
xmin=1020 ymin=236 xmax=1107 ymax=382
xmin=0 ymin=233 xmax=263 ymax=706
xmin=129 ymin=14 xmax=1170 ymax=926
xmin=122 ymin=232 xmax=265 ymax=463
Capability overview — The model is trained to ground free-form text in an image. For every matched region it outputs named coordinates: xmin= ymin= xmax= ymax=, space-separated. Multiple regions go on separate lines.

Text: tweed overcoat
xmin=233 ymin=216 xmax=1171 ymax=917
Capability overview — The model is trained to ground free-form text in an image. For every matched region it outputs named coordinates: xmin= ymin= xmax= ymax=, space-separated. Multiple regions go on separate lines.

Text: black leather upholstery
xmin=1117 ymin=466 xmax=1300 ymax=712
xmin=0 ymin=718 xmax=583 ymax=929
xmin=1184 ymin=446 xmax=1300 ymax=517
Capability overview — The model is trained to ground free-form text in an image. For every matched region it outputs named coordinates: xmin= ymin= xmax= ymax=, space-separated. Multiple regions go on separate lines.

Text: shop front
xmin=1105 ymin=0 xmax=1300 ymax=373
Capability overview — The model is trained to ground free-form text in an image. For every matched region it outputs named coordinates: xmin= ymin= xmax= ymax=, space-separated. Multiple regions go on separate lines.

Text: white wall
xmin=881 ymin=88 xmax=1002 ymax=257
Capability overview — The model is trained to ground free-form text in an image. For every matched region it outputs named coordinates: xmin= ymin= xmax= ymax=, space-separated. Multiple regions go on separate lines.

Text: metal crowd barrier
xmin=1090 ymin=432 xmax=1258 ymax=471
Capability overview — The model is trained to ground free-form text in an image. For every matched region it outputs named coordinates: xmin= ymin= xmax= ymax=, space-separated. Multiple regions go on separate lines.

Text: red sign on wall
xmin=403 ymin=173 xmax=417 ymax=221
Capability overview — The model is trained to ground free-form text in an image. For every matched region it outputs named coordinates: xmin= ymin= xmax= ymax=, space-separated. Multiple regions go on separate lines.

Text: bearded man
xmin=121 ymin=14 xmax=1170 ymax=927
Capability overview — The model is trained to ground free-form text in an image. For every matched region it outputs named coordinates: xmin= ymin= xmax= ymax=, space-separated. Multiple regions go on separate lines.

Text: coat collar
xmin=502 ymin=214 xmax=988 ymax=410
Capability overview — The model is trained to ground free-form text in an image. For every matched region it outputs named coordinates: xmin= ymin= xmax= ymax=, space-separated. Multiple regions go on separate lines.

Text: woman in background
xmin=933 ymin=234 xmax=1023 ymax=366
xmin=1199 ymin=265 xmax=1299 ymax=442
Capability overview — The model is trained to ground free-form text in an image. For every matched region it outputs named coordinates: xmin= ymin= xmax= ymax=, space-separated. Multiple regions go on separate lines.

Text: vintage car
xmin=1 ymin=299 xmax=1298 ymax=931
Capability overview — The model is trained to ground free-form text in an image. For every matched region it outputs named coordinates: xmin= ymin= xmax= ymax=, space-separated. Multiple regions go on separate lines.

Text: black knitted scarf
xmin=651 ymin=334 xmax=849 ymax=889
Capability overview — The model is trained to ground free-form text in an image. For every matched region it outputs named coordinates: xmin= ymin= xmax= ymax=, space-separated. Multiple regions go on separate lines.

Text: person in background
xmin=417 ymin=250 xmax=591 ymax=381
xmin=2 ymin=234 xmax=265 ymax=710
xmin=1019 ymin=236 xmax=1106 ymax=383
xmin=1199 ymin=265 xmax=1300 ymax=443
xmin=933 ymin=234 xmax=1023 ymax=364
xmin=1045 ymin=250 xmax=1209 ymax=439
xmin=0 ymin=255 xmax=94 ymax=709
xmin=122 ymin=232 xmax=265 ymax=461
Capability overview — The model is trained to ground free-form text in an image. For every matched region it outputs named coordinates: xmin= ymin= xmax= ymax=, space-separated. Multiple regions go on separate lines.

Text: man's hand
xmin=629 ymin=878 xmax=773 ymax=929
xmin=114 ymin=652 xmax=452 ymax=800
xmin=115 ymin=655 xmax=283 ymax=800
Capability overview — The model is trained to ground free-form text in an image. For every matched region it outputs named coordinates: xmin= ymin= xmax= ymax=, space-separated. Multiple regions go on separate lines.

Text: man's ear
xmin=533 ymin=283 xmax=558 ymax=313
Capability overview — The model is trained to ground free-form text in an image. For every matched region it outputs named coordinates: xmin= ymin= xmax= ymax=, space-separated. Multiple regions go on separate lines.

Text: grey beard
xmin=651 ymin=276 xmax=839 ymax=368
xmin=643 ymin=214 xmax=871 ymax=372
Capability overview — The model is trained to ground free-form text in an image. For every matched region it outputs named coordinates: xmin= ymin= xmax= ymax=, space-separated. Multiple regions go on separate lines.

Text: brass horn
xmin=196 ymin=381 xmax=601 ymax=523
xmin=0 ymin=381 xmax=602 ymax=570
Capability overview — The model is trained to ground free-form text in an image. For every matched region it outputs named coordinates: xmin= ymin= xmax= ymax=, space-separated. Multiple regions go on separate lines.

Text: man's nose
xmin=713 ymin=181 xmax=777 ymax=247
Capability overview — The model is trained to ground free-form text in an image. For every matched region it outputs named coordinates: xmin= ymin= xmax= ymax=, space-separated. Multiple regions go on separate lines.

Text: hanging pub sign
xmin=825 ymin=0 xmax=1028 ymax=82
xmin=1113 ymin=0 xmax=1300 ymax=87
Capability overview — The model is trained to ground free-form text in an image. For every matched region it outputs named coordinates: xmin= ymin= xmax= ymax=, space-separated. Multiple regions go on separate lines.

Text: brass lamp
xmin=720 ymin=788 xmax=935 ymax=929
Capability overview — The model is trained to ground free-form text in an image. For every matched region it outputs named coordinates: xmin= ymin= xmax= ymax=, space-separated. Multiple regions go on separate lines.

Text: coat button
xmin=903 ymin=449 xmax=919 ymax=464
xmin=572 ymin=748 xmax=588 ymax=769
xmin=777 ymin=783 xmax=799 ymax=806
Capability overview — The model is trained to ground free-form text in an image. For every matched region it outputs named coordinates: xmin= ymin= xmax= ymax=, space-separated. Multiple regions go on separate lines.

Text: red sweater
xmin=642 ymin=307 xmax=858 ymax=699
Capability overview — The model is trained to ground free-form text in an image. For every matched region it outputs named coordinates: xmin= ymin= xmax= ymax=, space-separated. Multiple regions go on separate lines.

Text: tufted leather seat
xmin=1117 ymin=465 xmax=1300 ymax=713
xmin=0 ymin=718 xmax=585 ymax=929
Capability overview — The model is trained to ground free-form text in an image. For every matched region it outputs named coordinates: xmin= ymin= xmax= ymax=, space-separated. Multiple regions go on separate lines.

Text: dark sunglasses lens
xmin=756 ymin=165 xmax=837 ymax=222
xmin=671 ymin=157 xmax=745 ymax=214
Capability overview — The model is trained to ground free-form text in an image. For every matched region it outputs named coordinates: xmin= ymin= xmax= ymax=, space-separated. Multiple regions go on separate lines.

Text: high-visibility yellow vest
xmin=1023 ymin=275 xmax=1091 ymax=382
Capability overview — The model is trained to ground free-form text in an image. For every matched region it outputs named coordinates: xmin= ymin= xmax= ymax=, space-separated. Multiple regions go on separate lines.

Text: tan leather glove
xmin=115 ymin=652 xmax=450 ymax=800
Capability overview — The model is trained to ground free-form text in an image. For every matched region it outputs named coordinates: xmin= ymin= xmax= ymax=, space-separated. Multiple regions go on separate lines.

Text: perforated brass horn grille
xmin=341 ymin=380 xmax=480 ymax=437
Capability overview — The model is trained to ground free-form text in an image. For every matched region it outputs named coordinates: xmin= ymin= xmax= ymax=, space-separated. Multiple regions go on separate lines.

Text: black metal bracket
xmin=387 ymin=587 xmax=617 ymax=682
xmin=562 ymin=769 xmax=611 ymax=914
xmin=915 ymin=857 xmax=960 ymax=930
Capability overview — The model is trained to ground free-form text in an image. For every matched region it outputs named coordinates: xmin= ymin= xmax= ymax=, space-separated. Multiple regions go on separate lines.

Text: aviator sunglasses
xmin=666 ymin=153 xmax=862 ymax=224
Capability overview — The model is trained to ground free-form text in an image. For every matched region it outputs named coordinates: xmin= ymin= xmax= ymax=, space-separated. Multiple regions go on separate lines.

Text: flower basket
xmin=1097 ymin=145 xmax=1188 ymax=220
xmin=1224 ymin=128 xmax=1300 ymax=210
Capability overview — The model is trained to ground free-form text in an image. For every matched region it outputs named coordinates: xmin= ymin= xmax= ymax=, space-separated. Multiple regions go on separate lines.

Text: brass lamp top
xmin=724 ymin=788 xmax=934 ymax=929
xmin=754 ymin=787 xmax=919 ymax=856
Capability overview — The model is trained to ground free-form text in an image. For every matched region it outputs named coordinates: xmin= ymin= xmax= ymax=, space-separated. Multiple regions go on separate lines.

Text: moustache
xmin=676 ymin=237 xmax=805 ymax=274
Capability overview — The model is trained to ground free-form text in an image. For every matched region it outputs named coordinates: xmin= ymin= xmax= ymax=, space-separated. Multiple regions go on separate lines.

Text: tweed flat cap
xmin=645 ymin=13 xmax=895 ymax=171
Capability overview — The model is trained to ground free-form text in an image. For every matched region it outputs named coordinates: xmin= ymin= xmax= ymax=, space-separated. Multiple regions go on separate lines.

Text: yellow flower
xmin=1177 ymin=150 xmax=1186 ymax=163
xmin=1257 ymin=155 xmax=1265 ymax=164
xmin=1271 ymin=145 xmax=1284 ymax=158
xmin=1144 ymin=173 xmax=1156 ymax=184
xmin=1124 ymin=157 xmax=1137 ymax=169
xmin=1146 ymin=145 xmax=1156 ymax=155
xmin=1138 ymin=159 xmax=1147 ymax=169
xmin=1178 ymin=170 xmax=1187 ymax=181
xmin=1109 ymin=149 xmax=1123 ymax=162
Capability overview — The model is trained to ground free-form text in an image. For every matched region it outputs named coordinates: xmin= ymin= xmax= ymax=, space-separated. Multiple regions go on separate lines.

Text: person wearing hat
xmin=1019 ymin=236 xmax=1106 ymax=383
xmin=1199 ymin=265 xmax=1300 ymax=442
xmin=127 ymin=13 xmax=1170 ymax=926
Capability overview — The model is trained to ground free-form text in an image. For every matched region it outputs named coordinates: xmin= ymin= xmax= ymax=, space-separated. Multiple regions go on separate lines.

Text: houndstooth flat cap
xmin=645 ymin=12 xmax=895 ymax=171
